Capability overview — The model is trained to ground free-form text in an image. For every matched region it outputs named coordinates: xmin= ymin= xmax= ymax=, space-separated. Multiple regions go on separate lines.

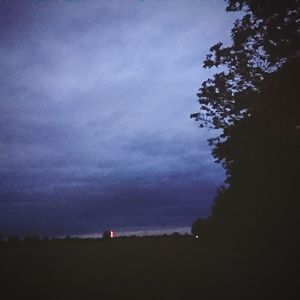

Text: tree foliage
xmin=197 ymin=0 xmax=299 ymax=130
xmin=194 ymin=0 xmax=300 ymax=245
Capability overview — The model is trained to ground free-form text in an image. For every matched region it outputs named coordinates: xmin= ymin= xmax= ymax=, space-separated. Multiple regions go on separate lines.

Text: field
xmin=0 ymin=236 xmax=295 ymax=299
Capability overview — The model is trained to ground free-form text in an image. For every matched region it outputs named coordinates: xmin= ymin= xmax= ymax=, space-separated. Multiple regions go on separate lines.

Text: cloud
xmin=0 ymin=0 xmax=237 ymax=235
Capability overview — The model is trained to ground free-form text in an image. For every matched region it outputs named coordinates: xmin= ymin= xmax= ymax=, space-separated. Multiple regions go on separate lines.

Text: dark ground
xmin=0 ymin=236 xmax=297 ymax=300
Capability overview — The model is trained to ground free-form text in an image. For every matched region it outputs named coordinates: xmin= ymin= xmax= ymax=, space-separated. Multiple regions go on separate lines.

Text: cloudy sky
xmin=0 ymin=0 xmax=239 ymax=237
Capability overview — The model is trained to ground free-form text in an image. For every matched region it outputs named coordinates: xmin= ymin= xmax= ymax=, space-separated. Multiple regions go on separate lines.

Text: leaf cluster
xmin=197 ymin=0 xmax=300 ymax=129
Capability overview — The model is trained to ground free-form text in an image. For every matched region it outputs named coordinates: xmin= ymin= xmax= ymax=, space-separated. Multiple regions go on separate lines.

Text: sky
xmin=0 ymin=0 xmax=239 ymax=237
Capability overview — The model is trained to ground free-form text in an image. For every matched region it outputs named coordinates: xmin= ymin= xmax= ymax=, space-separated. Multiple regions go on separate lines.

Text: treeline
xmin=0 ymin=231 xmax=190 ymax=246
xmin=192 ymin=0 xmax=299 ymax=250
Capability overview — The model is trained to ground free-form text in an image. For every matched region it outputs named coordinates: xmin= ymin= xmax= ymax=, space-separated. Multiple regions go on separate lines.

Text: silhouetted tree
xmin=194 ymin=0 xmax=300 ymax=246
xmin=196 ymin=0 xmax=299 ymax=129
xmin=171 ymin=232 xmax=181 ymax=237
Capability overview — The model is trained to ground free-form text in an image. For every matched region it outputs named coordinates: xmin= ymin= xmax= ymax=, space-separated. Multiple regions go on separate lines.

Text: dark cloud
xmin=0 ymin=0 xmax=237 ymax=236
xmin=0 ymin=178 xmax=219 ymax=237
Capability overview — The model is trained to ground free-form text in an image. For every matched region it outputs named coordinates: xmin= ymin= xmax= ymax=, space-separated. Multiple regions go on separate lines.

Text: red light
xmin=110 ymin=231 xmax=114 ymax=238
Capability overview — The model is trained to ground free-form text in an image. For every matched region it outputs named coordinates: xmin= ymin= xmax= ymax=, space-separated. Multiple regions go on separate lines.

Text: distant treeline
xmin=0 ymin=231 xmax=190 ymax=245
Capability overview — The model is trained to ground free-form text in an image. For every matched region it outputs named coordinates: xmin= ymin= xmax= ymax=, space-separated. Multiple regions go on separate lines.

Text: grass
xmin=0 ymin=236 xmax=296 ymax=299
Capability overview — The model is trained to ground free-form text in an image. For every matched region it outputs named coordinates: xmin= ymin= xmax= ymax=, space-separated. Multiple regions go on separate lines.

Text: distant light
xmin=195 ymin=235 xmax=199 ymax=239
xmin=110 ymin=231 xmax=114 ymax=238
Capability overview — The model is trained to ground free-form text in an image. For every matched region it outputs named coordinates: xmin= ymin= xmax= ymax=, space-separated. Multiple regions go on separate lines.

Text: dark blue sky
xmin=0 ymin=0 xmax=239 ymax=237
